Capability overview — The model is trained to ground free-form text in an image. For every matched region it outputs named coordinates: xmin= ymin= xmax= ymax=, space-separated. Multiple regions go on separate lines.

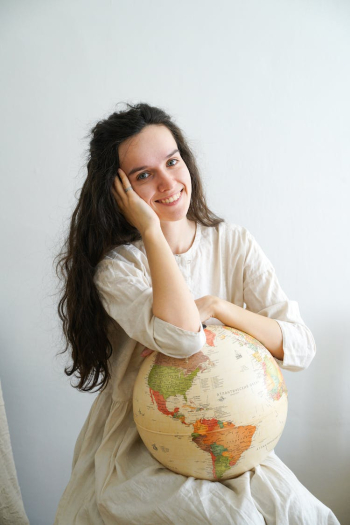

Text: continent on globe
xmin=191 ymin=417 xmax=256 ymax=479
xmin=148 ymin=350 xmax=212 ymax=418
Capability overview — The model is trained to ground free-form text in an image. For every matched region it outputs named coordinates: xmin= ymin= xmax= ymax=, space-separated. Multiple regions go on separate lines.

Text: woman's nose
xmin=157 ymin=169 xmax=175 ymax=191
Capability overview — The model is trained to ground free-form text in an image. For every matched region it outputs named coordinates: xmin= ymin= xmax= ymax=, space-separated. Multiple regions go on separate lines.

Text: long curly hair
xmin=56 ymin=102 xmax=224 ymax=393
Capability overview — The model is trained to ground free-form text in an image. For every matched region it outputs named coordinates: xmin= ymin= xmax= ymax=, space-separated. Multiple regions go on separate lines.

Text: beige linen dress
xmin=54 ymin=221 xmax=340 ymax=525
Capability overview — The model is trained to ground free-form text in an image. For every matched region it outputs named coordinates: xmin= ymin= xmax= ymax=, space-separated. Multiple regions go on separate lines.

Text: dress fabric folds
xmin=54 ymin=221 xmax=340 ymax=525
xmin=0 ymin=380 xmax=29 ymax=525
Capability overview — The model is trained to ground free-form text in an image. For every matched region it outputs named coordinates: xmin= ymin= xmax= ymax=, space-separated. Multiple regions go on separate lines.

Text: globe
xmin=133 ymin=325 xmax=288 ymax=481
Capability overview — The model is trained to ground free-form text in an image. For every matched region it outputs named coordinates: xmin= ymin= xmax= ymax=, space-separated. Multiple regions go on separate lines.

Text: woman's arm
xmin=143 ymin=226 xmax=201 ymax=332
xmin=215 ymin=299 xmax=284 ymax=360
xmin=195 ymin=295 xmax=284 ymax=360
xmin=195 ymin=227 xmax=316 ymax=371
xmin=95 ymin=252 xmax=205 ymax=358
xmin=113 ymin=169 xmax=201 ymax=334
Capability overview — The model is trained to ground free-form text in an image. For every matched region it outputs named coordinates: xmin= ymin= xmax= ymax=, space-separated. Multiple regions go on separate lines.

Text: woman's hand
xmin=195 ymin=295 xmax=219 ymax=324
xmin=141 ymin=347 xmax=154 ymax=358
xmin=112 ymin=168 xmax=160 ymax=235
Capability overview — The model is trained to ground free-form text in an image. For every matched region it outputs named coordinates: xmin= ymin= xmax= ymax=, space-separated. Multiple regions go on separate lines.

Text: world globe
xmin=133 ymin=325 xmax=288 ymax=481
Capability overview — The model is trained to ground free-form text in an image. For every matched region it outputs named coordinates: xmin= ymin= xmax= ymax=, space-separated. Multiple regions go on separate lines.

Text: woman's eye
xmin=137 ymin=172 xmax=150 ymax=181
xmin=136 ymin=159 xmax=178 ymax=181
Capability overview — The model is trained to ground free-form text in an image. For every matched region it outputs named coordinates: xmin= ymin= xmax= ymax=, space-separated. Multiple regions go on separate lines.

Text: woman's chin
xmin=159 ymin=206 xmax=190 ymax=222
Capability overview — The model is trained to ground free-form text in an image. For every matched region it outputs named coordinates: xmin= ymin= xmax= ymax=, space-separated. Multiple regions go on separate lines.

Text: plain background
xmin=1 ymin=1 xmax=349 ymax=523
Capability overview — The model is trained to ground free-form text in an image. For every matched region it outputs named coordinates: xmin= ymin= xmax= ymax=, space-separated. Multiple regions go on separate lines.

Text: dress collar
xmin=132 ymin=221 xmax=202 ymax=261
xmin=174 ymin=221 xmax=201 ymax=261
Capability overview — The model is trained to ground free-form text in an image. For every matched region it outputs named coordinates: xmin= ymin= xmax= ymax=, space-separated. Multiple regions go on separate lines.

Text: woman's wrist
xmin=141 ymin=223 xmax=163 ymax=240
xmin=212 ymin=296 xmax=222 ymax=319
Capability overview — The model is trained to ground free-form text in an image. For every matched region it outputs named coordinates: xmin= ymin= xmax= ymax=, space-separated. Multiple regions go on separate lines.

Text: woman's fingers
xmin=141 ymin=347 xmax=154 ymax=358
xmin=111 ymin=167 xmax=160 ymax=234
xmin=194 ymin=295 xmax=216 ymax=323
xmin=112 ymin=169 xmax=131 ymax=205
xmin=117 ymin=168 xmax=133 ymax=193
xmin=111 ymin=168 xmax=140 ymax=228
xmin=113 ymin=171 xmax=124 ymax=194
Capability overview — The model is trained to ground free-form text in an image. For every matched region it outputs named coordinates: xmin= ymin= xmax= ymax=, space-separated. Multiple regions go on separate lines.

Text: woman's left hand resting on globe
xmin=194 ymin=295 xmax=284 ymax=360
xmin=112 ymin=163 xmax=284 ymax=362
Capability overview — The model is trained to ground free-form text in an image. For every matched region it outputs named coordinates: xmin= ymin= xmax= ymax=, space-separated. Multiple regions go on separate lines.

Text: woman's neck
xmin=160 ymin=218 xmax=196 ymax=255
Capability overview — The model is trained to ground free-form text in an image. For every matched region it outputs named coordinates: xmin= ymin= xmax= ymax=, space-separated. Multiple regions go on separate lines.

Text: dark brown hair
xmin=56 ymin=102 xmax=224 ymax=393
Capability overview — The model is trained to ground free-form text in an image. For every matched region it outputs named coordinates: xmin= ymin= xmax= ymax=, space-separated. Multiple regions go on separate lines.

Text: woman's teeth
xmin=159 ymin=190 xmax=182 ymax=204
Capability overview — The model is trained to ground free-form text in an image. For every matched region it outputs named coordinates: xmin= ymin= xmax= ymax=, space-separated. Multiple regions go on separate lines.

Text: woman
xmin=54 ymin=103 xmax=339 ymax=524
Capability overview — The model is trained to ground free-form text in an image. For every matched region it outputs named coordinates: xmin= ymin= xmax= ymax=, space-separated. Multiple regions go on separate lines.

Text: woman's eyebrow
xmin=128 ymin=149 xmax=179 ymax=177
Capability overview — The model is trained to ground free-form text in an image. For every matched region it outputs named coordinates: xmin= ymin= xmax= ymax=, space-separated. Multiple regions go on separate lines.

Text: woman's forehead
xmin=119 ymin=125 xmax=177 ymax=168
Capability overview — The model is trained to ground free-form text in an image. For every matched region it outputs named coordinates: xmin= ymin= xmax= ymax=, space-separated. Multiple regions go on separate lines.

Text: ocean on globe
xmin=133 ymin=325 xmax=288 ymax=481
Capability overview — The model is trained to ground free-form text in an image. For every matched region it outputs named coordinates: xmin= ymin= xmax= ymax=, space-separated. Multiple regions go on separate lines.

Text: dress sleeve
xmin=242 ymin=230 xmax=316 ymax=372
xmin=94 ymin=248 xmax=206 ymax=358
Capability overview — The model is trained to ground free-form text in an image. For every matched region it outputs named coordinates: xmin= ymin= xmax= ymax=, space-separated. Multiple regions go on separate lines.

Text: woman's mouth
xmin=156 ymin=189 xmax=183 ymax=206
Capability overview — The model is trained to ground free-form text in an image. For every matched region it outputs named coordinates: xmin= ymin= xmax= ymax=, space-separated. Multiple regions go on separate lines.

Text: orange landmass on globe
xmin=205 ymin=326 xmax=263 ymax=351
xmin=149 ymin=390 xmax=189 ymax=424
xmin=191 ymin=417 xmax=256 ymax=479
xmin=204 ymin=328 xmax=216 ymax=347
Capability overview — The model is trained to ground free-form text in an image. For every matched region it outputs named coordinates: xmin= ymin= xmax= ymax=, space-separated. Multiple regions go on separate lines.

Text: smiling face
xmin=118 ymin=125 xmax=192 ymax=223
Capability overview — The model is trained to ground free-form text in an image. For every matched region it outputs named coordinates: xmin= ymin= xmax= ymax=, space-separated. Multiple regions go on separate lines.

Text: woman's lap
xmin=222 ymin=450 xmax=340 ymax=525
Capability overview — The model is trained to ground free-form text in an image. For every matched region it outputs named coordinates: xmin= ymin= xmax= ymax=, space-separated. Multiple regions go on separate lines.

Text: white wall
xmin=1 ymin=0 xmax=349 ymax=523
